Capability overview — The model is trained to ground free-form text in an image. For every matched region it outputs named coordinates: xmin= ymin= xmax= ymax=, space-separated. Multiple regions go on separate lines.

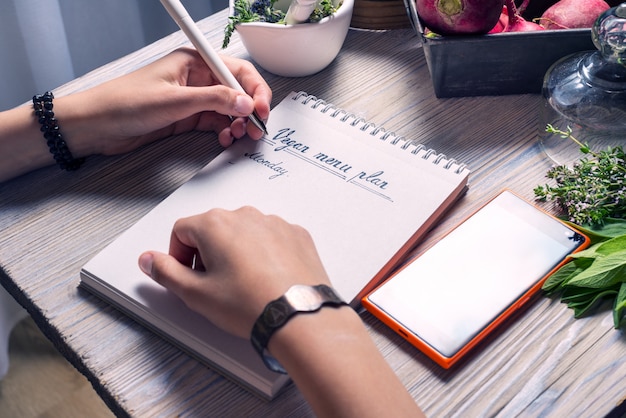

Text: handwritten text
xmin=244 ymin=152 xmax=288 ymax=179
xmin=348 ymin=170 xmax=389 ymax=189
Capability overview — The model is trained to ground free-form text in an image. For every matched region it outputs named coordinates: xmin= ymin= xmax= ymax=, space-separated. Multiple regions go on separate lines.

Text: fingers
xmin=138 ymin=250 xmax=211 ymax=313
xmin=137 ymin=206 xmax=333 ymax=338
xmin=162 ymin=86 xmax=261 ymax=145
xmin=220 ymin=55 xmax=272 ymax=140
xmin=174 ymin=85 xmax=253 ymax=118
xmin=176 ymin=83 xmax=266 ymax=141
xmin=221 ymin=55 xmax=272 ymax=119
xmin=147 ymin=48 xmax=271 ymax=141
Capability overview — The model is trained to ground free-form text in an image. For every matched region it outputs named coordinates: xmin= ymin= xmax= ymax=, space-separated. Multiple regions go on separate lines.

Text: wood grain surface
xmin=1 ymin=8 xmax=625 ymax=417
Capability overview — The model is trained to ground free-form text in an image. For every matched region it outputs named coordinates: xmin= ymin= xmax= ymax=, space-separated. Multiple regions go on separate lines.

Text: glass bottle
xmin=539 ymin=3 xmax=626 ymax=166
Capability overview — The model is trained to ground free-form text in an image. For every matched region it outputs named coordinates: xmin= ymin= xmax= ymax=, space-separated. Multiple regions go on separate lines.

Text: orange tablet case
xmin=361 ymin=190 xmax=590 ymax=369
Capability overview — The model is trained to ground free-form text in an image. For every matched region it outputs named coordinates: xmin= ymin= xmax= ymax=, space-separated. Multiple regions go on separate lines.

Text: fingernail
xmin=138 ymin=252 xmax=154 ymax=276
xmin=234 ymin=95 xmax=253 ymax=115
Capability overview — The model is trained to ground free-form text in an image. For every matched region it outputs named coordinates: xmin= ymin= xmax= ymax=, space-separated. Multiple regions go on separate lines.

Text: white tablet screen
xmin=367 ymin=191 xmax=585 ymax=357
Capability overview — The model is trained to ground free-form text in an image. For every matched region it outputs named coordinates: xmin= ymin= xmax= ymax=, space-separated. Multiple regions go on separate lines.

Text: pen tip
xmin=249 ymin=112 xmax=268 ymax=136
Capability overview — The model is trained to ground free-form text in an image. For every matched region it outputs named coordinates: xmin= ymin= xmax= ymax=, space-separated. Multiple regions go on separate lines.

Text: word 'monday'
xmin=244 ymin=152 xmax=288 ymax=179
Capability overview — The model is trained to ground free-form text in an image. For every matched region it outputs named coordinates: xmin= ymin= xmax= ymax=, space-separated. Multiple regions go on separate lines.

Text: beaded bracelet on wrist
xmin=32 ymin=91 xmax=85 ymax=171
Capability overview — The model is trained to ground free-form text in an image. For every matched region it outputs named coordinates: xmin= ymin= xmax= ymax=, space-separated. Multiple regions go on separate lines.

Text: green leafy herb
xmin=542 ymin=219 xmax=626 ymax=328
xmin=308 ymin=0 xmax=338 ymax=22
xmin=223 ymin=0 xmax=340 ymax=48
xmin=614 ymin=283 xmax=626 ymax=327
xmin=223 ymin=0 xmax=275 ymax=49
xmin=535 ymin=126 xmax=626 ymax=328
xmin=534 ymin=124 xmax=626 ymax=227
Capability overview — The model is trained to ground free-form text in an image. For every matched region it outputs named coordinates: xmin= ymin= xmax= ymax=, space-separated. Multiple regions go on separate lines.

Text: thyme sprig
xmin=534 ymin=124 xmax=626 ymax=227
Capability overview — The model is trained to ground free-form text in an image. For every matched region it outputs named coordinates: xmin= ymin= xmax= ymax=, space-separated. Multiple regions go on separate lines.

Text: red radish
xmin=503 ymin=0 xmax=545 ymax=32
xmin=488 ymin=6 xmax=509 ymax=33
xmin=539 ymin=0 xmax=610 ymax=29
xmin=415 ymin=0 xmax=505 ymax=35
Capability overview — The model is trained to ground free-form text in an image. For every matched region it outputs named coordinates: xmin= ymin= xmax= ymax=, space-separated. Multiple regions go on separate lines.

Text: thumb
xmin=138 ymin=251 xmax=199 ymax=298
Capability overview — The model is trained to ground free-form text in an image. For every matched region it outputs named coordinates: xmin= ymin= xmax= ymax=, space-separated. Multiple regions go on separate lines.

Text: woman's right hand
xmin=59 ymin=48 xmax=272 ymax=158
xmin=138 ymin=206 xmax=332 ymax=339
xmin=138 ymin=206 xmax=425 ymax=418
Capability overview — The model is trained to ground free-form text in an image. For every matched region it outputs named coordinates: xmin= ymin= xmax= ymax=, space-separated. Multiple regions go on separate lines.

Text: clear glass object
xmin=539 ymin=3 xmax=626 ymax=166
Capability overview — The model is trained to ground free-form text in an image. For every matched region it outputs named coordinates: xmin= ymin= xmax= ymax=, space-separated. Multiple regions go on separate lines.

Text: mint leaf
xmin=564 ymin=250 xmax=626 ymax=288
xmin=591 ymin=234 xmax=626 ymax=256
xmin=562 ymin=286 xmax=608 ymax=304
xmin=543 ymin=261 xmax=583 ymax=293
xmin=614 ymin=282 xmax=626 ymax=328
xmin=568 ymin=235 xmax=626 ymax=261
xmin=568 ymin=242 xmax=604 ymax=260
xmin=568 ymin=288 xmax=619 ymax=318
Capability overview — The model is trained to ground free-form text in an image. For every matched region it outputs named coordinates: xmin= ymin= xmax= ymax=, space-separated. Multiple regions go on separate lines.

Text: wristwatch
xmin=250 ymin=284 xmax=348 ymax=374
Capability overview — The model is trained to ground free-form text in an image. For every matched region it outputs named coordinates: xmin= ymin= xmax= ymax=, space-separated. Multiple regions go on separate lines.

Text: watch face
xmin=251 ymin=285 xmax=347 ymax=373
xmin=284 ymin=284 xmax=326 ymax=311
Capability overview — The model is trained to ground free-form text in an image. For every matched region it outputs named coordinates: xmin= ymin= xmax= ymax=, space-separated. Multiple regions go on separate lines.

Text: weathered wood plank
xmin=1 ymin=8 xmax=625 ymax=417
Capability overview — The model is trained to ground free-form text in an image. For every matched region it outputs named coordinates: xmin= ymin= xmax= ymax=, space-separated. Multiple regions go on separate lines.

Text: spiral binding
xmin=292 ymin=91 xmax=467 ymax=174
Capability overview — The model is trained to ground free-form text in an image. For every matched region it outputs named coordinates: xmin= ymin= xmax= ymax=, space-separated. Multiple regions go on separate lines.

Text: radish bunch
xmin=416 ymin=0 xmax=611 ymax=35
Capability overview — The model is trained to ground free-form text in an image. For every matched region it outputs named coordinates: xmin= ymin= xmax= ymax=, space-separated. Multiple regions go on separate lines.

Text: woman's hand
xmin=138 ymin=206 xmax=331 ymax=338
xmin=0 ymin=48 xmax=271 ymax=182
xmin=59 ymin=48 xmax=272 ymax=157
xmin=138 ymin=207 xmax=425 ymax=418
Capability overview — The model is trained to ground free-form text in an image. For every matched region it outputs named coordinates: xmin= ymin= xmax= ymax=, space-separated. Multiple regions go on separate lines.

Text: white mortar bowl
xmin=229 ymin=0 xmax=353 ymax=77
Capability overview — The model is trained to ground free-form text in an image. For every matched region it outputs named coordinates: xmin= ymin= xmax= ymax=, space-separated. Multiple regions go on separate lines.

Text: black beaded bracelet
xmin=32 ymin=91 xmax=85 ymax=171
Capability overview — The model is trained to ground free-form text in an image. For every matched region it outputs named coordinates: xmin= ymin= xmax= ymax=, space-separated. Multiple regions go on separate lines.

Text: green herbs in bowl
xmin=222 ymin=0 xmax=353 ymax=77
xmin=224 ymin=0 xmax=340 ymax=48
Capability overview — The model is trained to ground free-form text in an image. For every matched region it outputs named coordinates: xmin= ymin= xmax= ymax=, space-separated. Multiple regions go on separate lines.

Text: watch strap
xmin=250 ymin=284 xmax=348 ymax=374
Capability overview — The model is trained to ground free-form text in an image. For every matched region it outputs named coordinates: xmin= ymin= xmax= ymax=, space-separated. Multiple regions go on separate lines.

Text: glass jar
xmin=539 ymin=3 xmax=626 ymax=166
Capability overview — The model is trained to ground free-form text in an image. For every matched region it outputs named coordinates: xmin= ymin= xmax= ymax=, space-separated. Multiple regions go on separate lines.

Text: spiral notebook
xmin=80 ymin=91 xmax=470 ymax=399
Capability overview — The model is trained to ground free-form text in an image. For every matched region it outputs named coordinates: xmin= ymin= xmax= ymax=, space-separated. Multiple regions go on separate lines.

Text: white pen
xmin=160 ymin=0 xmax=268 ymax=134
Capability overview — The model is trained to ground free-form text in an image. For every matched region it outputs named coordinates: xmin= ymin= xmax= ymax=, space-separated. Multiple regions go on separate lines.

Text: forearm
xmin=0 ymin=104 xmax=54 ymax=182
xmin=269 ymin=307 xmax=424 ymax=418
xmin=0 ymin=94 xmax=97 ymax=183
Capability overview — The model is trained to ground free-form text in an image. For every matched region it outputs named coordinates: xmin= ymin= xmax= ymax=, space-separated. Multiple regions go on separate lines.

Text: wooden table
xmin=1 ymin=8 xmax=625 ymax=417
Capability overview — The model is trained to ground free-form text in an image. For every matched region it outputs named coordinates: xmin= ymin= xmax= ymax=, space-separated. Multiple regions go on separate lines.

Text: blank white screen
xmin=367 ymin=191 xmax=583 ymax=357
